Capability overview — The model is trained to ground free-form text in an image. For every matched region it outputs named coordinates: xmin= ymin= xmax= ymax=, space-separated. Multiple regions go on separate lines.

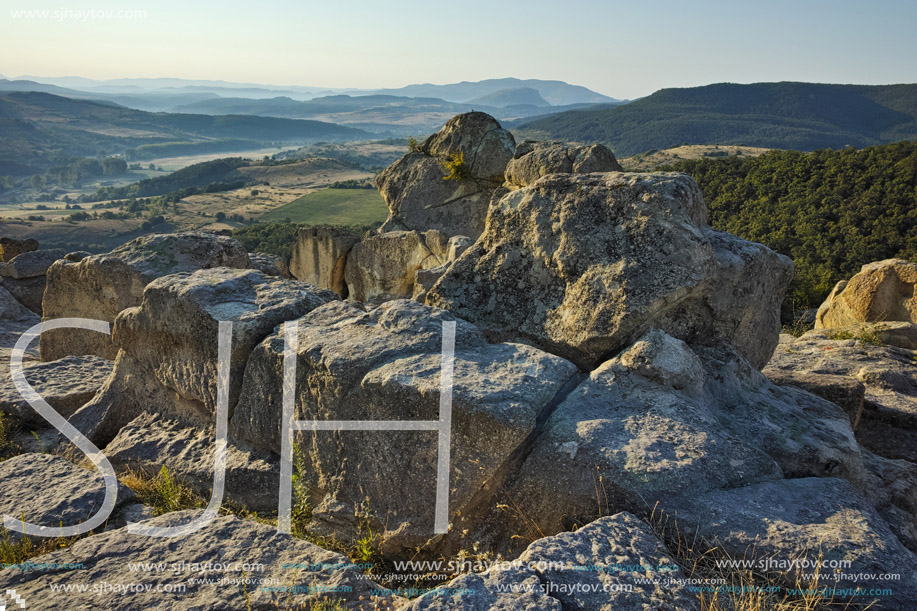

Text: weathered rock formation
xmin=494 ymin=329 xmax=866 ymax=553
xmin=427 ymin=172 xmax=793 ymax=370
xmin=816 ymin=259 xmax=917 ymax=329
xmin=377 ymin=112 xmax=515 ymax=239
xmin=40 ymin=232 xmax=251 ymax=361
xmin=232 ymin=299 xmax=579 ymax=551
xmin=289 ymin=225 xmax=361 ymax=295
xmin=504 ymin=140 xmax=623 ymax=189
xmin=344 ymin=230 xmax=470 ymax=303
xmin=70 ymin=267 xmax=336 ymax=441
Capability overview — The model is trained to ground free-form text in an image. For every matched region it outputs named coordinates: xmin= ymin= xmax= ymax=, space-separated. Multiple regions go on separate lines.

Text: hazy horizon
xmin=2 ymin=0 xmax=916 ymax=100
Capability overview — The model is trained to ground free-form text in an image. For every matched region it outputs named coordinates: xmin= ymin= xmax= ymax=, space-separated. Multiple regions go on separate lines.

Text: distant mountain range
xmin=365 ymin=78 xmax=621 ymax=106
xmin=0 ymin=91 xmax=369 ymax=176
xmin=517 ymin=82 xmax=917 ymax=156
xmin=0 ymin=76 xmax=620 ymax=133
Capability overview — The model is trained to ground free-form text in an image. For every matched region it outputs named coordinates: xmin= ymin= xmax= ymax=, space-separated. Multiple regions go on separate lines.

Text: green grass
xmin=0 ymin=412 xmax=21 ymax=461
xmin=260 ymin=188 xmax=387 ymax=226
xmin=119 ymin=466 xmax=205 ymax=516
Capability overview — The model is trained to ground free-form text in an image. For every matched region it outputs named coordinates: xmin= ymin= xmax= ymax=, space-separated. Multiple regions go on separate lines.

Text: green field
xmin=260 ymin=188 xmax=388 ymax=226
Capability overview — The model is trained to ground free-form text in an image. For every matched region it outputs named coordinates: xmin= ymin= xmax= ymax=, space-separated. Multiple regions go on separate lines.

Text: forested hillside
xmin=0 ymin=91 xmax=369 ymax=176
xmin=518 ymin=82 xmax=917 ymax=156
xmin=665 ymin=140 xmax=917 ymax=309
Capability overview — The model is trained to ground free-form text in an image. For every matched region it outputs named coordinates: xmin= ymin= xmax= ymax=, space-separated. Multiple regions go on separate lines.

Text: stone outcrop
xmin=289 ymin=225 xmax=361 ymax=295
xmin=427 ymin=172 xmax=793 ymax=370
xmin=816 ymin=259 xmax=917 ymax=328
xmin=403 ymin=512 xmax=700 ymax=611
xmin=377 ymin=112 xmax=515 ymax=239
xmin=504 ymin=141 xmax=623 ymax=188
xmin=69 ymin=268 xmax=338 ymax=445
xmin=0 ymin=453 xmax=135 ymax=535
xmin=496 ymin=330 xmax=865 ymax=550
xmin=40 ymin=232 xmax=251 ymax=361
xmin=0 ymin=237 xmax=38 ymax=262
xmin=231 ymin=299 xmax=579 ymax=552
xmin=344 ymin=230 xmax=460 ymax=303
xmin=0 ymin=355 xmax=113 ymax=425
xmin=0 ymin=510 xmax=400 ymax=610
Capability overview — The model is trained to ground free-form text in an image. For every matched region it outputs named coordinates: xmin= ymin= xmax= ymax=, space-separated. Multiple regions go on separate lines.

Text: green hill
xmin=0 ymin=91 xmax=369 ymax=176
xmin=517 ymin=82 xmax=917 ymax=156
xmin=663 ymin=141 xmax=917 ymax=310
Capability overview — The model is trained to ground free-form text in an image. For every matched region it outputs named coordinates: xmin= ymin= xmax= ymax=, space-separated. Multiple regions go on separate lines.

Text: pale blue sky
xmin=1 ymin=0 xmax=915 ymax=99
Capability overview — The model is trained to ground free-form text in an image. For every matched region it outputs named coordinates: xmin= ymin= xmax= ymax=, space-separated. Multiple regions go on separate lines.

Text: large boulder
xmin=377 ymin=112 xmax=515 ymax=238
xmin=403 ymin=512 xmax=700 ymax=611
xmin=816 ymin=259 xmax=917 ymax=329
xmin=39 ymin=233 xmax=252 ymax=361
xmin=0 ymin=510 xmax=401 ymax=610
xmin=0 ymin=355 xmax=113 ymax=425
xmin=427 ymin=172 xmax=793 ymax=370
xmin=344 ymin=229 xmax=454 ymax=303
xmin=497 ymin=330 xmax=866 ymax=553
xmin=0 ymin=237 xmax=38 ymax=262
xmin=231 ymin=299 xmax=579 ymax=552
xmin=668 ymin=478 xmax=917 ymax=610
xmin=0 ymin=453 xmax=135 ymax=536
xmin=68 ymin=268 xmax=338 ymax=446
xmin=0 ymin=248 xmax=65 ymax=279
xmin=289 ymin=225 xmax=361 ymax=295
xmin=504 ymin=141 xmax=623 ymax=188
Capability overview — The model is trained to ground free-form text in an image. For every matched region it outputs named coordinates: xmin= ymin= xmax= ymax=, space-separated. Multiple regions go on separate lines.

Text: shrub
xmin=441 ymin=151 xmax=470 ymax=181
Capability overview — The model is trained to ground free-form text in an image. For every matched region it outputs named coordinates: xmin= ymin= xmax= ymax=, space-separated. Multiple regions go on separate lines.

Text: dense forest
xmin=517 ymin=83 xmax=917 ymax=156
xmin=664 ymin=140 xmax=917 ymax=310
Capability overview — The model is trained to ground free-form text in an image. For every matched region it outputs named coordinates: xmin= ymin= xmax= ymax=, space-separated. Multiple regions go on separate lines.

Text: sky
xmin=1 ymin=0 xmax=915 ymax=99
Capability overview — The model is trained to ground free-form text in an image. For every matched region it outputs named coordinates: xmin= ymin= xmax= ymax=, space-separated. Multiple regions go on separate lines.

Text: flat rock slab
xmin=0 ymin=510 xmax=401 ymax=610
xmin=766 ymin=330 xmax=917 ymax=461
xmin=0 ymin=453 xmax=135 ymax=534
xmin=0 ymin=355 xmax=113 ymax=425
xmin=104 ymin=411 xmax=279 ymax=512
xmin=668 ymin=477 xmax=917 ymax=610
xmin=403 ymin=512 xmax=700 ymax=611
